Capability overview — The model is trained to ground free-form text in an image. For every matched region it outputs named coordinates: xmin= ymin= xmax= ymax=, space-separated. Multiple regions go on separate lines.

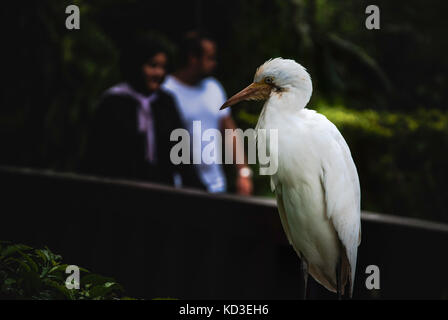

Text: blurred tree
xmin=1 ymin=0 xmax=119 ymax=170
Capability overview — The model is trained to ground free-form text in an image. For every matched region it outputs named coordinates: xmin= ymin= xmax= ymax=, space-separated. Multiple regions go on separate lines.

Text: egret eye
xmin=264 ymin=76 xmax=274 ymax=84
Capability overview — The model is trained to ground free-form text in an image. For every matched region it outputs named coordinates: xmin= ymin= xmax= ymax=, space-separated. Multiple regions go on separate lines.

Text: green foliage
xmin=236 ymin=105 xmax=448 ymax=223
xmin=317 ymin=105 xmax=448 ymax=135
xmin=320 ymin=106 xmax=448 ymax=223
xmin=0 ymin=241 xmax=132 ymax=300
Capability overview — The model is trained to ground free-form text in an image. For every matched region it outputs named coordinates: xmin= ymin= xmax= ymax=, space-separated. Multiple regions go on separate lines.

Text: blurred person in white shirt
xmin=163 ymin=32 xmax=253 ymax=195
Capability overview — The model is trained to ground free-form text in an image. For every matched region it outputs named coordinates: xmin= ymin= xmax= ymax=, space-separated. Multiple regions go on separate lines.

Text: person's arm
xmin=220 ymin=115 xmax=253 ymax=196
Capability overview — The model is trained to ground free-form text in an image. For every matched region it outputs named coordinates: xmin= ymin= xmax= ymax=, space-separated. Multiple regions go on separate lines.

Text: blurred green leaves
xmin=242 ymin=104 xmax=448 ymax=223
xmin=0 ymin=241 xmax=133 ymax=300
xmin=320 ymin=106 xmax=448 ymax=134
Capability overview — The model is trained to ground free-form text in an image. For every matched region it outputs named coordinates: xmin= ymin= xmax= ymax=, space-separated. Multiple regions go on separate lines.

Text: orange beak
xmin=220 ymin=82 xmax=272 ymax=110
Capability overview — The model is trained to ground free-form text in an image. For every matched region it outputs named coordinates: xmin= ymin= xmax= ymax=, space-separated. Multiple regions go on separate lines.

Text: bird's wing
xmin=319 ymin=119 xmax=361 ymax=297
xmin=272 ymin=181 xmax=295 ymax=249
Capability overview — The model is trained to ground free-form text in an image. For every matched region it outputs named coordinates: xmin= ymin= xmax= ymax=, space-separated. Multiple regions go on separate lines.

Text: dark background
xmin=2 ymin=168 xmax=448 ymax=299
xmin=1 ymin=1 xmax=447 ymax=221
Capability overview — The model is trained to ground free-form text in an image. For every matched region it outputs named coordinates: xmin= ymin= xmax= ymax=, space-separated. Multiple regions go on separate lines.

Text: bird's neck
xmin=272 ymin=87 xmax=310 ymax=111
xmin=257 ymin=88 xmax=309 ymax=130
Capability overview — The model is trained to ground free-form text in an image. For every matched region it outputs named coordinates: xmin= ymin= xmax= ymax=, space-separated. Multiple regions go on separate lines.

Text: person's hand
xmin=236 ymin=168 xmax=253 ymax=196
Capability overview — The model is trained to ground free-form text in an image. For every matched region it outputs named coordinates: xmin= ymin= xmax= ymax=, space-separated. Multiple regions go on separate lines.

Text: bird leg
xmin=336 ymin=255 xmax=343 ymax=300
xmin=301 ymin=259 xmax=309 ymax=300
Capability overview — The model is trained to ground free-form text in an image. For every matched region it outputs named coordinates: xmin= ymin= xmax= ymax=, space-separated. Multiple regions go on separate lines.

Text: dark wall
xmin=1 ymin=167 xmax=448 ymax=299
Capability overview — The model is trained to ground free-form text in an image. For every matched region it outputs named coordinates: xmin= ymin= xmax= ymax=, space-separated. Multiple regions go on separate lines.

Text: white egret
xmin=220 ymin=58 xmax=361 ymax=299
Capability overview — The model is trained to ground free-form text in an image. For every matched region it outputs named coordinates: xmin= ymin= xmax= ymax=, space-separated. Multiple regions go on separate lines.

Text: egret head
xmin=220 ymin=58 xmax=312 ymax=110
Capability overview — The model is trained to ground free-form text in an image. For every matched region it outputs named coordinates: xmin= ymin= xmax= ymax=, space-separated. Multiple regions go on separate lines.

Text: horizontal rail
xmin=2 ymin=165 xmax=448 ymax=234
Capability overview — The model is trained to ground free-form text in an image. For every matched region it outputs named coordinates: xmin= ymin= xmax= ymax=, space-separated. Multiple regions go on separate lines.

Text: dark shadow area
xmin=2 ymin=167 xmax=448 ymax=299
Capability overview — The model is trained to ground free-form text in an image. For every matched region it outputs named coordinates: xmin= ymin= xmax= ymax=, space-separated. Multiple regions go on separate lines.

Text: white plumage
xmin=221 ymin=58 xmax=361 ymax=298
